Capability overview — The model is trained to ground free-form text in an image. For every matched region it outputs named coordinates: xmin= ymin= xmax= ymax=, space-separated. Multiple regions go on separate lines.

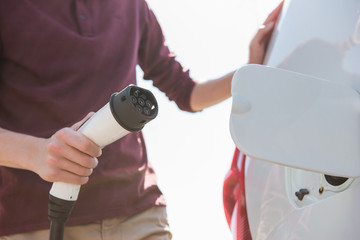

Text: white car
xmin=224 ymin=0 xmax=360 ymax=239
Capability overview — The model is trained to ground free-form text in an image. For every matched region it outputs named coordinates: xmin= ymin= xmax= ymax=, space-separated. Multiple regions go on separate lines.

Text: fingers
xmin=253 ymin=1 xmax=283 ymax=46
xmin=71 ymin=112 xmax=95 ymax=131
xmin=263 ymin=1 xmax=284 ymax=25
xmin=259 ymin=21 xmax=274 ymax=31
xmin=257 ymin=21 xmax=275 ymax=40
xmin=58 ymin=171 xmax=90 ymax=185
xmin=47 ymin=132 xmax=99 ymax=169
xmin=251 ymin=21 xmax=275 ymax=49
xmin=41 ymin=118 xmax=102 ymax=185
xmin=46 ymin=154 xmax=95 ymax=179
xmin=248 ymin=25 xmax=274 ymax=64
xmin=53 ymin=127 xmax=102 ymax=158
xmin=44 ymin=166 xmax=91 ymax=185
xmin=248 ymin=2 xmax=283 ymax=64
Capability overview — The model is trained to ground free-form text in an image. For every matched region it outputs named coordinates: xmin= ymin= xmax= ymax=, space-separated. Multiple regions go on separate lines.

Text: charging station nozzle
xmin=48 ymin=85 xmax=158 ymax=240
xmin=110 ymin=84 xmax=158 ymax=132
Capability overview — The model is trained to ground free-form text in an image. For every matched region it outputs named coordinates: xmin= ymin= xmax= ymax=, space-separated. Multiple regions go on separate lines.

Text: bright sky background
xmin=137 ymin=0 xmax=282 ymax=239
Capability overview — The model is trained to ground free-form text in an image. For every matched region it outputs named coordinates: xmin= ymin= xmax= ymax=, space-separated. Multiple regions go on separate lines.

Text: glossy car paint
xmin=229 ymin=0 xmax=360 ymax=239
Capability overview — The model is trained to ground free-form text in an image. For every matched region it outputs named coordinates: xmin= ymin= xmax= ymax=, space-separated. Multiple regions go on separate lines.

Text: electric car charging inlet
xmin=48 ymin=85 xmax=158 ymax=240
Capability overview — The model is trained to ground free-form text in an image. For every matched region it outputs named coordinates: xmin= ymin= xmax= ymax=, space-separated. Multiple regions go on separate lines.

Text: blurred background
xmin=137 ymin=0 xmax=282 ymax=239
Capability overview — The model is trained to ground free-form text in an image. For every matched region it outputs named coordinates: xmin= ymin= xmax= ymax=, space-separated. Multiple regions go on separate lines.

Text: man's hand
xmin=32 ymin=113 xmax=102 ymax=185
xmin=248 ymin=1 xmax=284 ymax=64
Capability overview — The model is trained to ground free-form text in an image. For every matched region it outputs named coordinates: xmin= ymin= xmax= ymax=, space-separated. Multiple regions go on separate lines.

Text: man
xmin=0 ymin=0 xmax=283 ymax=239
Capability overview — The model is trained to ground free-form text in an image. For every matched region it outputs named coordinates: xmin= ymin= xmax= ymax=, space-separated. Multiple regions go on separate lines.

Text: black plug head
xmin=110 ymin=85 xmax=158 ymax=132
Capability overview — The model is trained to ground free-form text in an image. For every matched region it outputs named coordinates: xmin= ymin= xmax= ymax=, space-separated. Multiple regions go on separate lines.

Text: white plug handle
xmin=49 ymin=103 xmax=130 ymax=201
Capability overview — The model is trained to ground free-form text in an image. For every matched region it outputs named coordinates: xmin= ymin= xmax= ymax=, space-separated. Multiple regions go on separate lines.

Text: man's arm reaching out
xmin=190 ymin=1 xmax=283 ymax=112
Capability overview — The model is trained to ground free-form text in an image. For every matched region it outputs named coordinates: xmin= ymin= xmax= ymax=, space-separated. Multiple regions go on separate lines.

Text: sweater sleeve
xmin=137 ymin=1 xmax=196 ymax=112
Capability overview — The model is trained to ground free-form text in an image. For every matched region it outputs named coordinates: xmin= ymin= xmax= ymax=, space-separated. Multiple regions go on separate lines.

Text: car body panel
xmin=225 ymin=0 xmax=360 ymax=239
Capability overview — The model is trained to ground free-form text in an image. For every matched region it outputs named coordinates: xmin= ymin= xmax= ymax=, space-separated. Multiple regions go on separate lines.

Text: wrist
xmin=0 ymin=129 xmax=45 ymax=172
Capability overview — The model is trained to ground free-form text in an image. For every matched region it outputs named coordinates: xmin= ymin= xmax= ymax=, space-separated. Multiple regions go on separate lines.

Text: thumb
xmin=255 ymin=21 xmax=275 ymax=45
xmin=259 ymin=21 xmax=274 ymax=33
xmin=71 ymin=112 xmax=95 ymax=131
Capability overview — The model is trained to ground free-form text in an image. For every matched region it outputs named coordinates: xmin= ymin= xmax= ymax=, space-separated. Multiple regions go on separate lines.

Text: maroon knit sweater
xmin=0 ymin=0 xmax=195 ymax=236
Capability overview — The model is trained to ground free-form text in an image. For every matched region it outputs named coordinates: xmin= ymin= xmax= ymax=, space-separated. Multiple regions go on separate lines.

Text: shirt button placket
xmin=80 ymin=14 xmax=87 ymax=21
xmin=75 ymin=0 xmax=93 ymax=36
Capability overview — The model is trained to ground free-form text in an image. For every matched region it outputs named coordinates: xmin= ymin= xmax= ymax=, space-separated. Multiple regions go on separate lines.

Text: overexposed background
xmin=137 ymin=0 xmax=282 ymax=239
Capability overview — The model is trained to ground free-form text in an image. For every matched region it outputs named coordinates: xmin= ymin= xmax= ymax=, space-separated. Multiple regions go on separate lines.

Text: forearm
xmin=0 ymin=116 xmax=101 ymax=185
xmin=0 ymin=127 xmax=43 ymax=172
xmin=190 ymin=71 xmax=234 ymax=112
